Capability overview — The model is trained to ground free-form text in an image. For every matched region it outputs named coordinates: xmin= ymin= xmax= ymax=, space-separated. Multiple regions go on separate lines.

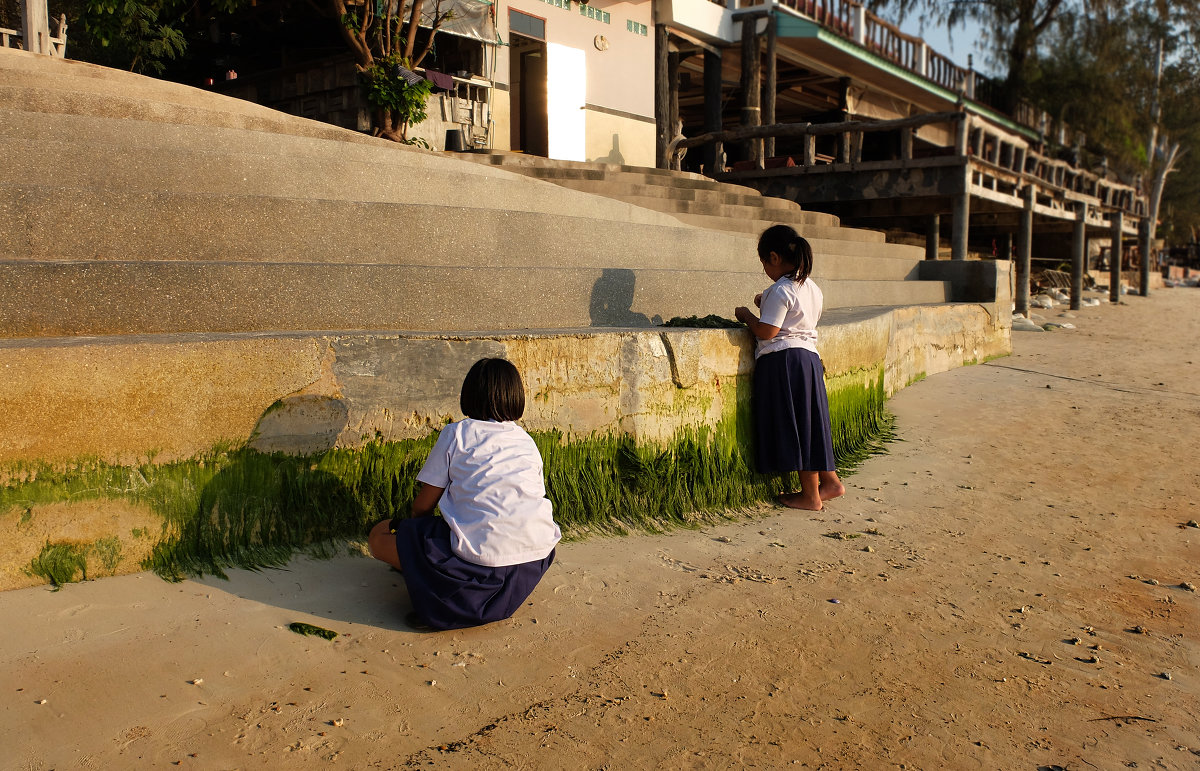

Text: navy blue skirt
xmin=393 ymin=515 xmax=554 ymax=631
xmin=753 ymin=347 xmax=836 ymax=474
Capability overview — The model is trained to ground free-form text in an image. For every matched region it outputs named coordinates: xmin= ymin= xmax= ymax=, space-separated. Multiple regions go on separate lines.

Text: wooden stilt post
xmin=1138 ymin=217 xmax=1151 ymax=298
xmin=1109 ymin=210 xmax=1123 ymax=303
xmin=655 ymin=23 xmax=670 ymax=169
xmin=703 ymin=48 xmax=722 ymax=175
xmin=1071 ymin=201 xmax=1086 ymax=310
xmin=740 ymin=15 xmax=762 ymax=167
xmin=1015 ymin=185 xmax=1034 ymax=316
xmin=952 ymin=167 xmax=971 ymax=261
xmin=668 ymin=49 xmax=680 ymax=167
xmin=22 ymin=0 xmax=50 ymax=54
xmin=925 ymin=214 xmax=940 ymax=261
xmin=764 ymin=14 xmax=777 ymax=160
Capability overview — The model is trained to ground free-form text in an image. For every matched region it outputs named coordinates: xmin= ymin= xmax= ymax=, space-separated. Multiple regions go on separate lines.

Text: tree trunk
xmin=1147 ymin=142 xmax=1184 ymax=248
xmin=328 ymin=0 xmax=373 ymax=69
xmin=404 ymin=0 xmax=425 ymax=63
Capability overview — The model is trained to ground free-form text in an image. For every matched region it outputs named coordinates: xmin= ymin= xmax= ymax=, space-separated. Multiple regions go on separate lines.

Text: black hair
xmin=757 ymin=224 xmax=814 ymax=284
xmin=460 ymin=358 xmax=525 ymax=422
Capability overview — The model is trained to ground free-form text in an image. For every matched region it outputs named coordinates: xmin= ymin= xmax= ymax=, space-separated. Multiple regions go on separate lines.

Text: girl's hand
xmin=736 ymin=306 xmax=781 ymax=340
xmin=754 ymin=293 xmax=762 ymax=308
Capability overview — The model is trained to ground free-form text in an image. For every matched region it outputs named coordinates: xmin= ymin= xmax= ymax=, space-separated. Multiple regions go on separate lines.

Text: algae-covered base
xmin=1 ymin=370 xmax=893 ymax=587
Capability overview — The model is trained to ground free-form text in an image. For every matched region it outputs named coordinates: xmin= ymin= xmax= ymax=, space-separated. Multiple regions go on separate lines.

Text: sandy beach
xmin=3 ymin=289 xmax=1198 ymax=770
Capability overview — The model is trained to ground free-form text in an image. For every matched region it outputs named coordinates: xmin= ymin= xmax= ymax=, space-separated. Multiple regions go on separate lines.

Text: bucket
xmin=444 ymin=129 xmax=466 ymax=152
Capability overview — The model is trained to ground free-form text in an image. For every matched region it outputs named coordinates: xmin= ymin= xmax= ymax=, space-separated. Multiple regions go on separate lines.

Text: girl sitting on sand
xmin=734 ymin=224 xmax=846 ymax=511
xmin=368 ymin=358 xmax=561 ymax=630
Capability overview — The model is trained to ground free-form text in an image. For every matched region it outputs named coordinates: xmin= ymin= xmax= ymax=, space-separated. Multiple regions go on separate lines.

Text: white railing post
xmin=916 ymin=42 xmax=927 ymax=76
xmin=853 ymin=4 xmax=866 ymax=45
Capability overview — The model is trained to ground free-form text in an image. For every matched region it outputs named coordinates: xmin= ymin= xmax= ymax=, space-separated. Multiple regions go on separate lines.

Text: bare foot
xmin=778 ymin=492 xmax=823 ymax=511
xmin=818 ymin=471 xmax=845 ymax=502
xmin=819 ymin=481 xmax=846 ymax=501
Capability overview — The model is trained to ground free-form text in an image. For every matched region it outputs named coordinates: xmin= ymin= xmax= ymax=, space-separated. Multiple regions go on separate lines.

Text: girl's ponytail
xmin=758 ymin=224 xmax=813 ymax=284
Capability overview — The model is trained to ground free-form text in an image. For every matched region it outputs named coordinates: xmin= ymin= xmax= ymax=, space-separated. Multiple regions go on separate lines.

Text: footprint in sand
xmin=549 ymin=571 xmax=610 ymax=604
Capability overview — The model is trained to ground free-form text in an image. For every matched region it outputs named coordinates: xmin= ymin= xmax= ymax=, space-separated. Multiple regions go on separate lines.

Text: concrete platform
xmin=0 ymin=260 xmax=951 ymax=337
xmin=0 ymin=301 xmax=1010 ymax=467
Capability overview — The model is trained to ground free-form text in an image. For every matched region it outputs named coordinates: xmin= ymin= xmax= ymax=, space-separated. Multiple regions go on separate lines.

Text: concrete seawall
xmin=2 ymin=296 xmax=1010 ymax=467
xmin=0 ymin=294 xmax=1009 ymax=591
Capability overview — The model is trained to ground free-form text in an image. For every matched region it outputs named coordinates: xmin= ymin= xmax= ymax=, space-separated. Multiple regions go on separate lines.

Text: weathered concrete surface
xmin=1 ymin=48 xmax=964 ymax=341
xmin=0 ymin=300 xmax=1010 ymax=467
xmin=0 ymin=301 xmax=1008 ymax=589
xmin=0 ymin=261 xmax=953 ymax=338
xmin=0 ymin=336 xmax=326 ymax=466
xmin=0 ymin=499 xmax=159 ymax=591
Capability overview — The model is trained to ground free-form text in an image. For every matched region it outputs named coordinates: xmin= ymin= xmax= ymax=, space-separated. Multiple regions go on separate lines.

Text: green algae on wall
xmin=25 ymin=541 xmax=90 ymax=589
xmin=2 ymin=368 xmax=892 ymax=586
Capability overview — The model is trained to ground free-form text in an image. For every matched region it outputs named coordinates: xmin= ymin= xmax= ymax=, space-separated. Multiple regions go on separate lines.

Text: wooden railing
xmin=862 ymin=13 xmax=919 ymax=72
xmin=669 ymin=111 xmax=1145 ymax=218
xmin=777 ymin=0 xmax=854 ymax=34
xmin=0 ymin=16 xmax=69 ymax=56
xmin=718 ymin=0 xmax=1085 ymax=155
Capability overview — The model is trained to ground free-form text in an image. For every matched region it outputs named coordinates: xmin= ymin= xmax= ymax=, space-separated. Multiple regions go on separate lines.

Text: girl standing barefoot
xmin=734 ymin=225 xmax=845 ymax=511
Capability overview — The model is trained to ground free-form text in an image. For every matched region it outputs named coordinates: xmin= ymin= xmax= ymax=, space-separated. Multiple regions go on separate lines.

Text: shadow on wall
xmin=591 ymin=134 xmax=624 ymax=165
xmin=589 ymin=268 xmax=662 ymax=327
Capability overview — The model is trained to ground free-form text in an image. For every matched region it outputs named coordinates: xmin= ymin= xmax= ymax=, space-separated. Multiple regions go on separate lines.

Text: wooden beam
xmin=703 ymin=48 xmax=723 ymax=175
xmin=1071 ymin=201 xmax=1086 ymax=310
xmin=655 ymin=23 xmax=670 ymax=169
xmin=1110 ymin=210 xmax=1123 ymax=303
xmin=672 ymin=111 xmax=965 ymax=152
xmin=1015 ymin=185 xmax=1035 ymax=315
xmin=668 ymin=49 xmax=681 ymax=168
xmin=1138 ymin=217 xmax=1151 ymax=298
xmin=740 ymin=17 xmax=762 ymax=167
xmin=764 ymin=15 xmax=777 ymax=159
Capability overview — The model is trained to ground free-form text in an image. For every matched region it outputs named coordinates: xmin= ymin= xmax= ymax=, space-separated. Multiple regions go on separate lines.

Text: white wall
xmin=496 ymin=0 xmax=656 ymax=165
xmin=547 ymin=43 xmax=587 ymax=161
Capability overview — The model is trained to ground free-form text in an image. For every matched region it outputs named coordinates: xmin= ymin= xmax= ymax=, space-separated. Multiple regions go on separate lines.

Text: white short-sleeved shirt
xmin=416 ymin=419 xmax=561 ymax=567
xmin=755 ymin=276 xmax=823 ymax=359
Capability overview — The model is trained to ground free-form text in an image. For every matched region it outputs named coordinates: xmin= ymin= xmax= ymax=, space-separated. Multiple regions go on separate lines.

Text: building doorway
xmin=508 ymin=19 xmax=548 ymax=157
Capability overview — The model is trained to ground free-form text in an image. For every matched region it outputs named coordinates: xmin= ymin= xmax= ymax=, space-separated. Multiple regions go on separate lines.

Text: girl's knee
xmin=368 ymin=519 xmax=402 ymax=569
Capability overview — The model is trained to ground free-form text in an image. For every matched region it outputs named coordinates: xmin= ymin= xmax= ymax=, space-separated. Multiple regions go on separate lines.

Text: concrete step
xmin=465 ymin=156 xmax=755 ymax=195
xmin=0 ymin=260 xmax=951 ymax=337
xmin=461 ymin=151 xmax=717 ymax=185
xmin=0 ymin=49 xmax=327 ymax=128
xmin=0 ymin=112 xmax=688 ymax=228
xmin=667 ymin=210 xmax=896 ymax=244
xmin=517 ymin=175 xmax=808 ymax=213
xmin=460 ymin=152 xmax=866 ymax=234
xmin=615 ymin=195 xmax=853 ymax=232
xmin=0 ymin=79 xmax=377 ymax=149
xmin=1 ymin=184 xmax=923 ymax=277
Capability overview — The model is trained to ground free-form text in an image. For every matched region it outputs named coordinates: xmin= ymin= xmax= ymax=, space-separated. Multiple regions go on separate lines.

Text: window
xmin=626 ymin=19 xmax=647 ymax=36
xmin=580 ymin=5 xmax=611 ymax=23
xmin=509 ymin=9 xmax=546 ymax=39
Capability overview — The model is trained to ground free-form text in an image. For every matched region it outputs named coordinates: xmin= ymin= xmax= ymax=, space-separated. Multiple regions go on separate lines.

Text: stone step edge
xmin=1 ymin=303 xmax=983 ymax=350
